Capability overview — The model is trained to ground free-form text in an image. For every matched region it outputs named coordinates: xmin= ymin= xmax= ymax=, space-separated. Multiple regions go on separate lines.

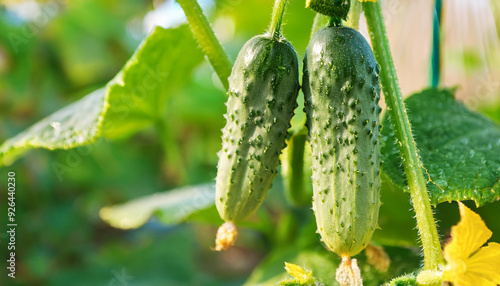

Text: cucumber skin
xmin=303 ymin=26 xmax=381 ymax=257
xmin=216 ymin=35 xmax=300 ymax=222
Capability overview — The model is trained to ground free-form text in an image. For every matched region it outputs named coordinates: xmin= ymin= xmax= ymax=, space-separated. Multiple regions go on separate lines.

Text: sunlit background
xmin=1 ymin=0 xmax=499 ymax=285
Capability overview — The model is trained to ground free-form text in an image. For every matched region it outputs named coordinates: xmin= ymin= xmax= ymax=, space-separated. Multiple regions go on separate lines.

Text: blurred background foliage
xmin=0 ymin=0 xmax=499 ymax=285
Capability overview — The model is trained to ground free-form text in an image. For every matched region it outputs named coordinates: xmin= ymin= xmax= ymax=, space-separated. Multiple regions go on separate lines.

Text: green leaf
xmin=101 ymin=25 xmax=203 ymax=139
xmin=99 ymin=183 xmax=215 ymax=229
xmin=0 ymin=88 xmax=106 ymax=166
xmin=244 ymin=248 xmax=338 ymax=286
xmin=381 ymin=88 xmax=500 ymax=207
xmin=372 ymin=175 xmax=419 ymax=247
xmin=0 ymin=25 xmax=203 ymax=166
xmin=99 ymin=181 xmax=276 ymax=232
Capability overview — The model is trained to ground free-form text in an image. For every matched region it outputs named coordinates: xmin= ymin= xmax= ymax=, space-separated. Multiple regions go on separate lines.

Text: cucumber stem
xmin=345 ymin=0 xmax=361 ymax=29
xmin=177 ymin=0 xmax=232 ymax=90
xmin=310 ymin=13 xmax=330 ymax=38
xmin=283 ymin=130 xmax=311 ymax=207
xmin=328 ymin=17 xmax=343 ymax=27
xmin=362 ymin=2 xmax=444 ymax=271
xmin=268 ymin=0 xmax=289 ymax=40
xmin=156 ymin=119 xmax=187 ymax=183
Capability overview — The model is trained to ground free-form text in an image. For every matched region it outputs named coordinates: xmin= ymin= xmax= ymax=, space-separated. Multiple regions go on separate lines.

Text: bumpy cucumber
xmin=303 ymin=26 xmax=381 ymax=257
xmin=216 ymin=35 xmax=300 ymax=225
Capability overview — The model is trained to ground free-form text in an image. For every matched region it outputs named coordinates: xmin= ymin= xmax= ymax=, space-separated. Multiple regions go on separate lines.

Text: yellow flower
xmin=359 ymin=0 xmax=377 ymax=2
xmin=443 ymin=202 xmax=500 ymax=286
xmin=280 ymin=262 xmax=315 ymax=285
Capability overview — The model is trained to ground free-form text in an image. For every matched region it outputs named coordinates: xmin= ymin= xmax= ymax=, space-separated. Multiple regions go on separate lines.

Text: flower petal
xmin=466 ymin=242 xmax=500 ymax=284
xmin=284 ymin=262 xmax=314 ymax=284
xmin=450 ymin=272 xmax=498 ymax=286
xmin=444 ymin=202 xmax=492 ymax=262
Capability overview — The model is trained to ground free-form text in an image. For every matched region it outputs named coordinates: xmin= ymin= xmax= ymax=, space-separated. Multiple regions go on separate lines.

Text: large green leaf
xmin=381 ymin=88 xmax=500 ymax=207
xmin=0 ymin=88 xmax=106 ymax=166
xmin=98 ymin=182 xmax=276 ymax=232
xmin=99 ymin=183 xmax=215 ymax=229
xmin=0 ymin=25 xmax=203 ymax=166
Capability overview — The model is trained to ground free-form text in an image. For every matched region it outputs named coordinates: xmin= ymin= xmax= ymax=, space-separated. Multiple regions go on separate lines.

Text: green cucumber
xmin=303 ymin=25 xmax=382 ymax=257
xmin=214 ymin=34 xmax=299 ymax=250
xmin=281 ymin=128 xmax=314 ymax=207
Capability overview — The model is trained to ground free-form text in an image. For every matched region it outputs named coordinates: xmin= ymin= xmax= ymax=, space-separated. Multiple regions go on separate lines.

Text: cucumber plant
xmin=4 ymin=0 xmax=500 ymax=284
xmin=214 ymin=0 xmax=300 ymax=251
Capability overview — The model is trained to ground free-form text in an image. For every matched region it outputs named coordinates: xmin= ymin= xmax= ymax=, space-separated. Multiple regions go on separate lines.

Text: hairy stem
xmin=268 ymin=0 xmax=289 ymax=40
xmin=345 ymin=0 xmax=361 ymax=29
xmin=310 ymin=13 xmax=330 ymax=38
xmin=177 ymin=0 xmax=232 ymax=90
xmin=156 ymin=119 xmax=187 ymax=184
xmin=362 ymin=2 xmax=444 ymax=271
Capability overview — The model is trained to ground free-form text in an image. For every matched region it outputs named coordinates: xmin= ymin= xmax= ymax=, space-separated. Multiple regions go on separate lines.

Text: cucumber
xmin=281 ymin=128 xmax=314 ymax=207
xmin=214 ymin=35 xmax=300 ymax=250
xmin=303 ymin=25 xmax=381 ymax=257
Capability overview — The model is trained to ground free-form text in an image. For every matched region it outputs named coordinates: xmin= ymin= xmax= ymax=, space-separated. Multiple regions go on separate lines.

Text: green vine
xmin=362 ymin=2 xmax=444 ymax=273
xmin=177 ymin=0 xmax=232 ymax=90
xmin=268 ymin=0 xmax=289 ymax=40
